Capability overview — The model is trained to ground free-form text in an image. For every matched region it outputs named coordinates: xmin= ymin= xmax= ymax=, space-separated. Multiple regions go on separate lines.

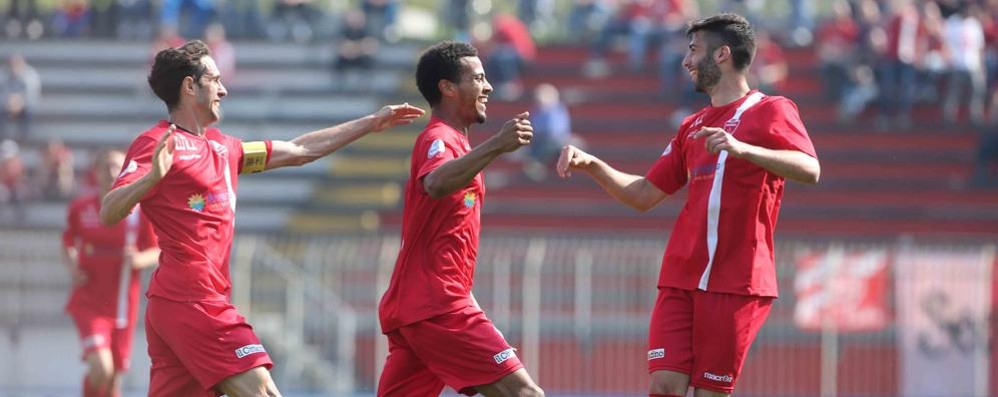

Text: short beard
xmin=693 ymin=56 xmax=722 ymax=93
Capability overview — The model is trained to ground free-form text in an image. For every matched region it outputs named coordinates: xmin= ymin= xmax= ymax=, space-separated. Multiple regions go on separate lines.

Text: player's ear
xmin=438 ymin=79 xmax=456 ymax=99
xmin=182 ymin=76 xmax=197 ymax=95
xmin=715 ymin=45 xmax=731 ymax=64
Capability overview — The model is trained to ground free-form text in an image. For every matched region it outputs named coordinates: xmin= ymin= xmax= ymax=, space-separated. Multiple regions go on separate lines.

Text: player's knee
xmin=85 ymin=362 xmax=113 ymax=387
xmin=649 ymin=372 xmax=688 ymax=395
xmin=519 ymin=384 xmax=544 ymax=397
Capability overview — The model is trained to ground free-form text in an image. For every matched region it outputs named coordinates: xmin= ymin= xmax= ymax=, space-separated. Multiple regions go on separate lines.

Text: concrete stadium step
xmin=313 ymin=183 xmax=402 ymax=210
xmin=328 ymin=154 xmax=409 ymax=179
xmin=17 ymin=202 xmax=294 ymax=231
xmin=287 ymin=211 xmax=381 ymax=233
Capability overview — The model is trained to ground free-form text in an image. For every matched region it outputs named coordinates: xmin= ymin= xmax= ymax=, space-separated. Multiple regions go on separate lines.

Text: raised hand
xmin=556 ymin=144 xmax=596 ymax=178
xmin=691 ymin=127 xmax=747 ymax=157
xmin=493 ymin=112 xmax=533 ymax=153
xmin=150 ymin=124 xmax=176 ymax=182
xmin=372 ymin=103 xmax=426 ymax=132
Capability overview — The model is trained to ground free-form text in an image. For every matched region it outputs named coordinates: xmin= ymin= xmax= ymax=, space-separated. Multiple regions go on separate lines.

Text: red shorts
xmin=378 ymin=306 xmax=524 ymax=396
xmin=69 ymin=308 xmax=136 ymax=371
xmin=647 ymin=287 xmax=773 ymax=394
xmin=146 ymin=297 xmax=273 ymax=397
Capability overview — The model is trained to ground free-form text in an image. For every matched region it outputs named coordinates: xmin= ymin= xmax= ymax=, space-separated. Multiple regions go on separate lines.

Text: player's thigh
xmin=474 ymin=368 xmax=543 ymax=397
xmin=401 ymin=307 xmax=524 ymax=396
xmin=647 ymin=287 xmax=695 ymax=375
xmin=377 ymin=331 xmax=445 ymax=397
xmin=689 ymin=291 xmax=773 ymax=394
xmin=216 ymin=366 xmax=281 ymax=397
xmin=147 ymin=298 xmax=273 ymax=394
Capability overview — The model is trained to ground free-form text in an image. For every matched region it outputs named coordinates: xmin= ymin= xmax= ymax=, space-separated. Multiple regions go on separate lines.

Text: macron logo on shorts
xmin=234 ymin=344 xmax=266 ymax=359
xmin=703 ymin=372 xmax=733 ymax=383
xmin=648 ymin=348 xmax=665 ymax=360
xmin=493 ymin=348 xmax=516 ymax=364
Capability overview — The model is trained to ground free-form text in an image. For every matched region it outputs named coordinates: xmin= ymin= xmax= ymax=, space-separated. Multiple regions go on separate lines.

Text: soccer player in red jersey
xmin=557 ymin=14 xmax=821 ymax=397
xmin=377 ymin=41 xmax=543 ymax=397
xmin=64 ymin=148 xmax=160 ymax=397
xmin=99 ymin=40 xmax=424 ymax=396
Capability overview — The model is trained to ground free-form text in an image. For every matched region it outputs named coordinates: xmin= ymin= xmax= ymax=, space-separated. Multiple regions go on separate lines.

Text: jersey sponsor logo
xmin=188 ymin=193 xmax=206 ymax=212
xmin=174 ymin=134 xmax=199 ymax=152
xmin=493 ymin=348 xmax=517 ymax=364
xmin=723 ymin=119 xmax=741 ymax=134
xmin=463 ymin=191 xmax=476 ymax=208
xmin=690 ymin=163 xmax=721 ymax=182
xmin=188 ymin=191 xmax=231 ymax=212
xmin=428 ymin=139 xmax=446 ymax=159
xmin=178 ymin=153 xmax=203 ymax=161
xmin=661 ymin=143 xmax=673 ymax=157
xmin=648 ymin=348 xmax=665 ymax=360
xmin=234 ymin=344 xmax=266 ymax=359
xmin=703 ymin=371 xmax=733 ymax=383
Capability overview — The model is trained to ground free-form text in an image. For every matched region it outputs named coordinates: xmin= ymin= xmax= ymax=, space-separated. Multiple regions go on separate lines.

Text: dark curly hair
xmin=415 ymin=41 xmax=478 ymax=107
xmin=686 ymin=14 xmax=756 ymax=72
xmin=148 ymin=40 xmax=212 ymax=112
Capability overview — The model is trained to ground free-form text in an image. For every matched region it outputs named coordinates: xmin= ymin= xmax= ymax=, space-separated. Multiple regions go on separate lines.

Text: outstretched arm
xmin=100 ymin=125 xmax=175 ymax=225
xmin=265 ymin=103 xmax=424 ymax=170
xmin=423 ymin=113 xmax=533 ymax=199
xmin=557 ymin=145 xmax=668 ymax=212
xmin=692 ymin=127 xmax=820 ymax=184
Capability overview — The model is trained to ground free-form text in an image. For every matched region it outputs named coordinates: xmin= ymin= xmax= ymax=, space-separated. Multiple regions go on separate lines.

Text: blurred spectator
xmin=750 ymin=30 xmax=788 ymax=94
xmin=160 ymin=0 xmax=215 ymax=39
xmin=333 ymin=9 xmax=378 ymax=89
xmin=150 ymin=25 xmax=186 ymax=60
xmin=568 ymin=0 xmax=613 ymax=43
xmin=486 ymin=13 xmax=536 ymax=101
xmin=116 ymin=0 xmax=155 ymax=39
xmin=1 ymin=54 xmax=41 ymax=143
xmin=50 ymin=0 xmax=90 ymax=37
xmin=362 ymin=0 xmax=399 ymax=42
xmin=36 ymin=138 xmax=75 ymax=199
xmin=816 ymin=0 xmax=859 ymax=102
xmin=443 ymin=0 xmax=471 ymax=41
xmin=877 ymin=1 xmax=921 ymax=130
xmin=205 ymin=22 xmax=236 ymax=78
xmin=914 ymin=0 xmax=947 ymax=105
xmin=521 ymin=84 xmax=577 ymax=181
xmin=787 ymin=0 xmax=814 ymax=46
xmin=972 ymin=125 xmax=998 ymax=187
xmin=268 ymin=0 xmax=318 ymax=43
xmin=4 ymin=0 xmax=43 ymax=39
xmin=518 ymin=0 xmax=556 ymax=36
xmin=584 ymin=0 xmax=671 ymax=77
xmin=943 ymin=2 xmax=986 ymax=125
xmin=0 ymin=139 xmax=27 ymax=224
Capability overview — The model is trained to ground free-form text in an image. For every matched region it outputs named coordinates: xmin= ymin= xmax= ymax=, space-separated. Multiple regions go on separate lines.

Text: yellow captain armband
xmin=241 ymin=141 xmax=268 ymax=174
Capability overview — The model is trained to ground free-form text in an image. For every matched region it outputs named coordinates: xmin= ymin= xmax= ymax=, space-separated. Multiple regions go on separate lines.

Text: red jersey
xmin=379 ymin=116 xmax=485 ymax=333
xmin=645 ymin=91 xmax=816 ymax=298
xmin=63 ymin=194 xmax=157 ymax=319
xmin=113 ymin=120 xmax=270 ymax=302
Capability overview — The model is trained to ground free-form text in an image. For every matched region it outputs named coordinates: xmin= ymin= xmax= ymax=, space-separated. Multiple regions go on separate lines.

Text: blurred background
xmin=0 ymin=0 xmax=996 ymax=395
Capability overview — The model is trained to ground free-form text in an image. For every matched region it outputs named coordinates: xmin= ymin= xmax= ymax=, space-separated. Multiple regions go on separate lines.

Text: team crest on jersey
xmin=723 ymin=119 xmax=741 ymax=134
xmin=463 ymin=191 xmax=476 ymax=208
xmin=188 ymin=194 xmax=206 ymax=212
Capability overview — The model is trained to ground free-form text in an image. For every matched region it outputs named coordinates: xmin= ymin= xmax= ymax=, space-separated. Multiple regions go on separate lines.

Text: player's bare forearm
xmin=423 ymin=138 xmax=504 ymax=199
xmin=100 ymin=174 xmax=158 ymax=226
xmin=267 ymin=114 xmax=377 ymax=170
xmin=738 ymin=145 xmax=820 ymax=184
xmin=583 ymin=158 xmax=668 ymax=212
xmin=131 ymin=248 xmax=161 ymax=269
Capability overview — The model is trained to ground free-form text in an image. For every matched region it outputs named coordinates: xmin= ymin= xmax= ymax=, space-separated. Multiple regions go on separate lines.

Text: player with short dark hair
xmin=558 ymin=14 xmax=820 ymax=397
xmin=377 ymin=41 xmax=543 ymax=397
xmin=100 ymin=39 xmax=424 ymax=396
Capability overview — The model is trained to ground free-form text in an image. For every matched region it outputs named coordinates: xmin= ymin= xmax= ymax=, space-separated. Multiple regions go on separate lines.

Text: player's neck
xmin=431 ymin=109 xmax=471 ymax=136
xmin=707 ymin=75 xmax=752 ymax=108
xmin=168 ymin=108 xmax=207 ymax=136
